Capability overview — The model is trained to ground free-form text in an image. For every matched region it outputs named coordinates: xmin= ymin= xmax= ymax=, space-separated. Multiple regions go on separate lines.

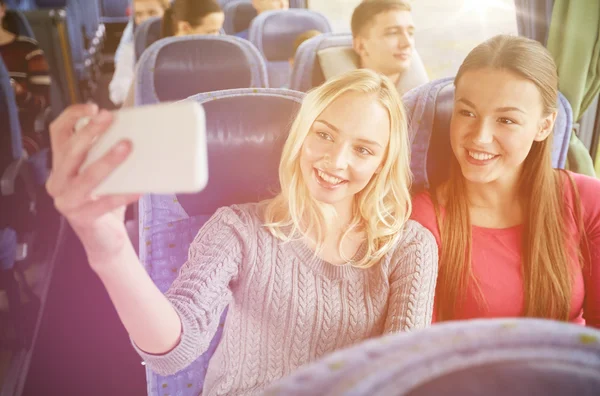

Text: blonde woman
xmin=45 ymin=69 xmax=438 ymax=395
xmin=411 ymin=35 xmax=600 ymax=327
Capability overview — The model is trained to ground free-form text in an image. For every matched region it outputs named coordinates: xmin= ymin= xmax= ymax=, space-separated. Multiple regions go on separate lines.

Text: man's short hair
xmin=351 ymin=0 xmax=411 ymax=38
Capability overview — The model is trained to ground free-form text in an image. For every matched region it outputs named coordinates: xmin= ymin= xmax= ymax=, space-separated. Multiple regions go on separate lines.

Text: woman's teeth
xmin=318 ymin=170 xmax=343 ymax=185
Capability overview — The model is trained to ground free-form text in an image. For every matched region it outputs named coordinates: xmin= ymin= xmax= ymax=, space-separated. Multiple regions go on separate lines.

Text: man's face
xmin=353 ymin=10 xmax=415 ymax=78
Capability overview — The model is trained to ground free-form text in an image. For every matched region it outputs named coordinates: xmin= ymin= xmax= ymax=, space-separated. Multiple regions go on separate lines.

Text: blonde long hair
xmin=435 ymin=35 xmax=585 ymax=322
xmin=264 ymin=69 xmax=412 ymax=268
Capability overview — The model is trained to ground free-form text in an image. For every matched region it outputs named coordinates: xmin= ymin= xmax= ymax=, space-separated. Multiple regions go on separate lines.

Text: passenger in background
xmin=160 ymin=0 xmax=224 ymax=38
xmin=119 ymin=0 xmax=225 ymax=107
xmin=411 ymin=35 xmax=600 ymax=328
xmin=236 ymin=0 xmax=289 ymax=40
xmin=109 ymin=0 xmax=170 ymax=107
xmin=289 ymin=29 xmax=321 ymax=69
xmin=0 ymin=0 xmax=50 ymax=155
xmin=350 ymin=0 xmax=427 ymax=94
xmin=45 ymin=70 xmax=437 ymax=395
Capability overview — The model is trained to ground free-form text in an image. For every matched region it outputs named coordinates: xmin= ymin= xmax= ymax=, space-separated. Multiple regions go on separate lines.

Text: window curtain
xmin=546 ymin=0 xmax=599 ymax=176
xmin=514 ymin=0 xmax=598 ymax=176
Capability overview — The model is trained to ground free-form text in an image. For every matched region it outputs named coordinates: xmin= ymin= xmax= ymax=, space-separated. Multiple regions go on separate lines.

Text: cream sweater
xmin=134 ymin=202 xmax=438 ymax=395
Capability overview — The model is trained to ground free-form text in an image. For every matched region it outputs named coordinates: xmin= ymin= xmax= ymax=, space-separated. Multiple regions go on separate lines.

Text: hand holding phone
xmin=79 ymin=101 xmax=209 ymax=196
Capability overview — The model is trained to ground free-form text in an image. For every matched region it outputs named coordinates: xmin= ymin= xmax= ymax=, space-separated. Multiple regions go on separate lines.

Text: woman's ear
xmin=534 ymin=111 xmax=557 ymax=142
xmin=352 ymin=37 xmax=367 ymax=58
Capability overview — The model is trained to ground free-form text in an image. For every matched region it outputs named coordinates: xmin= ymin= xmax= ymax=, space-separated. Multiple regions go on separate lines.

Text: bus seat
xmin=137 ymin=88 xmax=303 ymax=396
xmin=0 ymin=58 xmax=37 ymax=269
xmin=99 ymin=0 xmax=128 ymax=18
xmin=402 ymin=77 xmax=572 ymax=189
xmin=134 ymin=16 xmax=161 ymax=60
xmin=218 ymin=0 xmax=249 ymax=9
xmin=289 ymin=0 xmax=306 ymax=7
xmin=249 ymin=9 xmax=332 ymax=88
xmin=264 ymin=318 xmax=600 ymax=395
xmin=23 ymin=9 xmax=85 ymax=110
xmin=290 ymin=32 xmax=428 ymax=93
xmin=4 ymin=9 xmax=35 ymax=38
xmin=3 ymin=0 xmax=36 ymax=10
xmin=290 ymin=32 xmax=351 ymax=92
xmin=34 ymin=0 xmax=94 ymax=90
xmin=223 ymin=0 xmax=256 ymax=36
xmin=134 ymin=35 xmax=269 ymax=105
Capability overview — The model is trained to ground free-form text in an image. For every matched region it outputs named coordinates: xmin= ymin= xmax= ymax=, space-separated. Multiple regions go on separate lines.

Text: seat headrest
xmin=316 ymin=46 xmax=429 ymax=95
xmin=250 ymin=9 xmax=332 ymax=62
xmin=134 ymin=16 xmax=162 ymax=60
xmin=223 ymin=0 xmax=257 ymax=35
xmin=176 ymin=89 xmax=304 ymax=217
xmin=289 ymin=33 xmax=351 ymax=92
xmin=135 ymin=35 xmax=269 ymax=105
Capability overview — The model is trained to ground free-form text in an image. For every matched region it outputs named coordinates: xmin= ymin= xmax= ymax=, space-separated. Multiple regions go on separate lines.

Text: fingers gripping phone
xmin=79 ymin=102 xmax=208 ymax=196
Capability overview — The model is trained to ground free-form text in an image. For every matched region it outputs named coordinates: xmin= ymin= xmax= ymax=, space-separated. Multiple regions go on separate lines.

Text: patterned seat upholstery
xmin=264 ymin=318 xmax=600 ymax=395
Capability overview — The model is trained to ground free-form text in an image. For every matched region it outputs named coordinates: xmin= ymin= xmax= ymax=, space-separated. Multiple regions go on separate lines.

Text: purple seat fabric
xmin=138 ymin=88 xmax=304 ymax=396
xmin=134 ymin=35 xmax=269 ymax=105
xmin=264 ymin=318 xmax=600 ymax=396
xmin=249 ymin=9 xmax=332 ymax=88
xmin=223 ymin=0 xmax=256 ymax=36
xmin=289 ymin=32 xmax=352 ymax=92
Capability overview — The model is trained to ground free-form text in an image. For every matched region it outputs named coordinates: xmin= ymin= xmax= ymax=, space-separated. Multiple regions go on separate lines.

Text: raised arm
xmin=383 ymin=220 xmax=438 ymax=333
xmin=45 ymin=105 xmax=243 ymax=375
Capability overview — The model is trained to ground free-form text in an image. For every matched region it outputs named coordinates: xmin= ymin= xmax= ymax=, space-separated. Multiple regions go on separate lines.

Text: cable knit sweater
xmin=134 ymin=202 xmax=438 ymax=395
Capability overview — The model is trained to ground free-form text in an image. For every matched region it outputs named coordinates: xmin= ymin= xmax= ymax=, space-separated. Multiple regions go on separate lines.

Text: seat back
xmin=290 ymin=32 xmax=350 ymax=92
xmin=265 ymin=318 xmax=600 ymax=395
xmin=249 ymin=9 xmax=332 ymax=88
xmin=138 ymin=88 xmax=303 ymax=396
xmin=134 ymin=35 xmax=269 ymax=105
xmin=0 ymin=58 xmax=22 ymax=171
xmin=134 ymin=16 xmax=161 ymax=60
xmin=223 ymin=0 xmax=257 ymax=35
xmin=218 ymin=0 xmax=249 ymax=8
xmin=23 ymin=9 xmax=82 ymax=112
xmin=290 ymin=32 xmax=428 ymax=93
xmin=99 ymin=0 xmax=128 ymax=18
xmin=402 ymin=77 xmax=572 ymax=189
xmin=4 ymin=9 xmax=35 ymax=38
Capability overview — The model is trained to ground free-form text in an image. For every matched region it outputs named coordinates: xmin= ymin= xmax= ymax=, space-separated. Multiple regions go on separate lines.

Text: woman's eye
xmin=459 ymin=109 xmax=475 ymax=117
xmin=317 ymin=131 xmax=333 ymax=141
xmin=498 ymin=117 xmax=516 ymax=125
xmin=356 ymin=147 xmax=372 ymax=156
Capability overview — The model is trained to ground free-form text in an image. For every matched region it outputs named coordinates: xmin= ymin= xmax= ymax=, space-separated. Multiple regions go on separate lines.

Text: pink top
xmin=411 ymin=171 xmax=600 ymax=328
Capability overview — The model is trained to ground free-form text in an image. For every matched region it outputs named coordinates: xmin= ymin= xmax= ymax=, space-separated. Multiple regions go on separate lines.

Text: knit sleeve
xmin=133 ymin=205 xmax=252 ymax=375
xmin=383 ymin=220 xmax=438 ymax=333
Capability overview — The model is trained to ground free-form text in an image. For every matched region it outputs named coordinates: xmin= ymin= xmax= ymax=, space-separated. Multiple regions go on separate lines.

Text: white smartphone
xmin=79 ymin=101 xmax=208 ymax=196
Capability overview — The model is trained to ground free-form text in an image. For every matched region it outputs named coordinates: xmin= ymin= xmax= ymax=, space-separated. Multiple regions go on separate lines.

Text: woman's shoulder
xmin=213 ymin=201 xmax=267 ymax=227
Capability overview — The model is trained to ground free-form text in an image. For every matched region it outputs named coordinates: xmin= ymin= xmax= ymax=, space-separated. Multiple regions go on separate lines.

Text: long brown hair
xmin=434 ymin=35 xmax=584 ymax=322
